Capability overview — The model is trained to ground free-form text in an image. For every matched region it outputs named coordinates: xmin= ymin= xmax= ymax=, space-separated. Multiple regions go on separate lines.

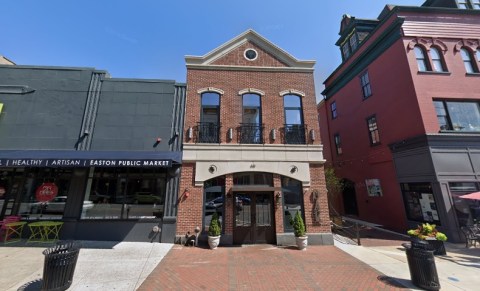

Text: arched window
xmin=283 ymin=94 xmax=305 ymax=144
xmin=199 ymin=92 xmax=220 ymax=143
xmin=414 ymin=46 xmax=429 ymax=72
xmin=460 ymin=48 xmax=478 ymax=73
xmin=430 ymin=47 xmax=446 ymax=72
xmin=241 ymin=93 xmax=262 ymax=144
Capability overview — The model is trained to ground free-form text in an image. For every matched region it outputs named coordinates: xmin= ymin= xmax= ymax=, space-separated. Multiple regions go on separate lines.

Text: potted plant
xmin=407 ymin=223 xmax=447 ymax=255
xmin=207 ymin=212 xmax=221 ymax=249
xmin=291 ymin=211 xmax=308 ymax=250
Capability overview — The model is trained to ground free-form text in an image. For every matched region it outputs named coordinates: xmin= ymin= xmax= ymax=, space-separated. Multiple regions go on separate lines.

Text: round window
xmin=244 ymin=49 xmax=258 ymax=61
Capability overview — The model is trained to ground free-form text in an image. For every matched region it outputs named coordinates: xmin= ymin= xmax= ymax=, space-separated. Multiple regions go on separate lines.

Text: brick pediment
xmin=185 ymin=29 xmax=315 ymax=70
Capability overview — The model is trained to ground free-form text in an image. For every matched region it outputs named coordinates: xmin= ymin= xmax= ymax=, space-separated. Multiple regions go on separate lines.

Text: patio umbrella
xmin=459 ymin=191 xmax=480 ymax=200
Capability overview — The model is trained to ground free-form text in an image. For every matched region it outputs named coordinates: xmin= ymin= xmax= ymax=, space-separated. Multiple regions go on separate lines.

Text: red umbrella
xmin=459 ymin=191 xmax=480 ymax=200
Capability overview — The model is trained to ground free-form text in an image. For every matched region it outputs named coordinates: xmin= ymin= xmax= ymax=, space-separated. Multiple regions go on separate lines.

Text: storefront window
xmin=281 ymin=177 xmax=304 ymax=232
xmin=203 ymin=177 xmax=225 ymax=231
xmin=16 ymin=168 xmax=73 ymax=220
xmin=81 ymin=167 xmax=166 ymax=220
xmin=401 ymin=183 xmax=440 ymax=225
xmin=449 ymin=182 xmax=479 ymax=227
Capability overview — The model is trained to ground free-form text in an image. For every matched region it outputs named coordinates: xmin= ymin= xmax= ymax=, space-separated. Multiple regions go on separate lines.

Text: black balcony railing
xmin=283 ymin=124 xmax=307 ymax=144
xmin=239 ymin=123 xmax=264 ymax=144
xmin=197 ymin=122 xmax=221 ymax=143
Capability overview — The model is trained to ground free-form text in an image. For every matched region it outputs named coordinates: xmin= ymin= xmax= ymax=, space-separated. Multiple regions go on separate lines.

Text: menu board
xmin=419 ymin=193 xmax=439 ymax=222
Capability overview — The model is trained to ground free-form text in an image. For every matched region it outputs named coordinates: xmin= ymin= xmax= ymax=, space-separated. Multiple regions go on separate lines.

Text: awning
xmin=0 ymin=150 xmax=182 ymax=168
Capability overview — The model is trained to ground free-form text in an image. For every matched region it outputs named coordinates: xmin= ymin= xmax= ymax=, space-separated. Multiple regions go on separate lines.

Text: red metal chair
xmin=0 ymin=216 xmax=22 ymax=241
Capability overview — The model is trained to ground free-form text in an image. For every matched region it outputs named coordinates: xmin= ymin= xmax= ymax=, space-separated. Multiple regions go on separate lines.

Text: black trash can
xmin=403 ymin=240 xmax=440 ymax=290
xmin=42 ymin=241 xmax=81 ymax=291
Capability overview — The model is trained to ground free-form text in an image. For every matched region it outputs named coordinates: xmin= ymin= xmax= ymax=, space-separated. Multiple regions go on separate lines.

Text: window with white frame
xmin=458 ymin=0 xmax=480 ymax=9
xmin=430 ymin=47 xmax=446 ymax=72
xmin=414 ymin=46 xmax=429 ymax=72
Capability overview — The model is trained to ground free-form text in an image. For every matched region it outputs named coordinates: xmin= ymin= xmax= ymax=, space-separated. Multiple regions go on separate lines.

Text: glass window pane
xmin=430 ymin=48 xmax=445 ymax=72
xmin=414 ymin=47 xmax=428 ymax=71
xmin=285 ymin=109 xmax=302 ymax=124
xmin=446 ymin=101 xmax=480 ymax=131
xmin=283 ymin=95 xmax=301 ymax=108
xmin=281 ymin=177 xmax=303 ymax=233
xmin=201 ymin=92 xmax=220 ymax=106
xmin=461 ymin=48 xmax=475 ymax=73
xmin=243 ymin=94 xmax=260 ymax=106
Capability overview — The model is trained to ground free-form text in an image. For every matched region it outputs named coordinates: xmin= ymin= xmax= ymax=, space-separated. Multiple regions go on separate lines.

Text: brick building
xmin=319 ymin=0 xmax=480 ymax=242
xmin=178 ymin=30 xmax=332 ymax=245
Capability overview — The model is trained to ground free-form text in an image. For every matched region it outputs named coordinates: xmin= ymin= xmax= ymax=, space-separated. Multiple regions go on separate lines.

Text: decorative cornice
xmin=407 ymin=38 xmax=448 ymax=52
xmin=186 ymin=64 xmax=314 ymax=73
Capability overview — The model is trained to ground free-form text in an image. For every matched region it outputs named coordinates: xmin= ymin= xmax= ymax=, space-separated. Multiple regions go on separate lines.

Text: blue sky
xmin=2 ymin=0 xmax=422 ymax=99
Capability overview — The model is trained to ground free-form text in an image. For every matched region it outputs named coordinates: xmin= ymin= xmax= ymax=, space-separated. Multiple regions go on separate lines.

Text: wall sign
xmin=35 ymin=183 xmax=58 ymax=202
xmin=365 ymin=179 xmax=383 ymax=197
xmin=0 ymin=159 xmax=172 ymax=168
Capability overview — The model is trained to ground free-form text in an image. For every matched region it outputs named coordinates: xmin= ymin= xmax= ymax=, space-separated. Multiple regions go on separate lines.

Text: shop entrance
xmin=233 ymin=192 xmax=275 ymax=244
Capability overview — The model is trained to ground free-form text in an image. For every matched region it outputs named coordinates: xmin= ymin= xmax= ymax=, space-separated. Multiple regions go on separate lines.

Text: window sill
xmin=466 ymin=73 xmax=480 ymax=77
xmin=417 ymin=71 xmax=451 ymax=76
xmin=439 ymin=130 xmax=480 ymax=134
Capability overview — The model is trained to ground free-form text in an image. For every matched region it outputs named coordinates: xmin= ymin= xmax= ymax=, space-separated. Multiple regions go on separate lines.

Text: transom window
xmin=460 ymin=48 xmax=479 ymax=73
xmin=434 ymin=100 xmax=480 ymax=132
xmin=367 ymin=115 xmax=380 ymax=145
xmin=360 ymin=71 xmax=372 ymax=99
xmin=330 ymin=101 xmax=338 ymax=119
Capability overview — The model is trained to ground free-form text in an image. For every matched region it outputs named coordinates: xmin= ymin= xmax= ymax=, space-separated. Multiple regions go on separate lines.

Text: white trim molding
xmin=197 ymin=87 xmax=225 ymax=95
xmin=238 ymin=88 xmax=265 ymax=96
xmin=279 ymin=89 xmax=306 ymax=97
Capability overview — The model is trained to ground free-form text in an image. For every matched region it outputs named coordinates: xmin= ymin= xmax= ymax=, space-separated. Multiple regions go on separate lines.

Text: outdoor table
xmin=3 ymin=221 xmax=27 ymax=243
xmin=28 ymin=221 xmax=64 ymax=242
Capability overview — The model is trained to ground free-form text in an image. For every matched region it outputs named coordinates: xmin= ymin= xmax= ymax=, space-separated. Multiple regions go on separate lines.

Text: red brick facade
xmin=178 ymin=30 xmax=331 ymax=245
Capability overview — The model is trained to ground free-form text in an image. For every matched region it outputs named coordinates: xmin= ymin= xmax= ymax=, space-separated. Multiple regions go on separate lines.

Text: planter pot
xmin=295 ymin=236 xmax=308 ymax=250
xmin=208 ymin=235 xmax=221 ymax=249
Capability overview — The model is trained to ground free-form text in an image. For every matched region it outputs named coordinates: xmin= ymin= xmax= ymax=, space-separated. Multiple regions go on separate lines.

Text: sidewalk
xmin=1 ymin=237 xmax=479 ymax=290
xmin=335 ymin=234 xmax=480 ymax=291
xmin=0 ymin=241 xmax=172 ymax=291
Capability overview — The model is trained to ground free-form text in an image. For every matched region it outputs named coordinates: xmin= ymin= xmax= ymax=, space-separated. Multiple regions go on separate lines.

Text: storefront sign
xmin=365 ymin=179 xmax=383 ymax=197
xmin=0 ymin=159 xmax=172 ymax=168
xmin=35 ymin=183 xmax=58 ymax=202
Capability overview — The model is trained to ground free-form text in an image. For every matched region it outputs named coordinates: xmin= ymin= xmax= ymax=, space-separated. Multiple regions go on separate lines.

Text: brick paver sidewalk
xmin=138 ymin=245 xmax=407 ymax=290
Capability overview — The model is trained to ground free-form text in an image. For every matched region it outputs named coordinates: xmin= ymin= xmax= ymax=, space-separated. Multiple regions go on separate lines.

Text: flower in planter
xmin=407 ymin=223 xmax=447 ymax=241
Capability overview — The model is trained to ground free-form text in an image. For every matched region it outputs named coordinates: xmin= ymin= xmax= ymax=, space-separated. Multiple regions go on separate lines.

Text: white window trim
xmin=279 ymin=89 xmax=306 ymax=97
xmin=238 ymin=88 xmax=265 ymax=96
xmin=197 ymin=87 xmax=224 ymax=95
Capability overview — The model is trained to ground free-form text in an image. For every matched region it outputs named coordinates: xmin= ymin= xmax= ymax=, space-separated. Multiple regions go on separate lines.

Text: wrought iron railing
xmin=196 ymin=122 xmax=221 ymax=143
xmin=283 ymin=124 xmax=307 ymax=144
xmin=239 ymin=123 xmax=264 ymax=144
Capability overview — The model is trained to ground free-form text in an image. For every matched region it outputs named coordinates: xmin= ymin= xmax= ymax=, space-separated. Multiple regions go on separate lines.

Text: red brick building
xmin=178 ymin=30 xmax=332 ymax=245
xmin=319 ymin=0 xmax=480 ymax=242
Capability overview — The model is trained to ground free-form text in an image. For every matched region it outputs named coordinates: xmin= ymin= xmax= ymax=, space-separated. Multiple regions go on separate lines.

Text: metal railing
xmin=283 ymin=124 xmax=307 ymax=144
xmin=196 ymin=122 xmax=221 ymax=143
xmin=239 ymin=123 xmax=264 ymax=144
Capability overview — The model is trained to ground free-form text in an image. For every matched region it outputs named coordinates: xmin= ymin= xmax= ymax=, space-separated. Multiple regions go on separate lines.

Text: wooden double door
xmin=233 ymin=192 xmax=275 ymax=244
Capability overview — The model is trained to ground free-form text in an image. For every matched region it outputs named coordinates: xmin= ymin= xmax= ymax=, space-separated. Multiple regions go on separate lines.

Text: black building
xmin=0 ymin=64 xmax=185 ymax=242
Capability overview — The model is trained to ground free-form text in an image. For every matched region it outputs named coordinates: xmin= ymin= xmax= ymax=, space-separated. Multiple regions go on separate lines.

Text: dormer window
xmin=341 ymin=33 xmax=359 ymax=60
xmin=458 ymin=0 xmax=480 ymax=9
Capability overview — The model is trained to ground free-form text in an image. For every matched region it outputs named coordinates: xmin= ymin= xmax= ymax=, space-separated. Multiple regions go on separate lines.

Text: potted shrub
xmin=291 ymin=211 xmax=308 ymax=250
xmin=207 ymin=212 xmax=221 ymax=249
xmin=407 ymin=223 xmax=447 ymax=255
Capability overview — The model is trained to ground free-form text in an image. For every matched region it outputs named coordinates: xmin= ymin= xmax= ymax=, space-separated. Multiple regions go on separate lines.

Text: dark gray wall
xmin=0 ymin=65 xmax=98 ymax=149
xmin=391 ymin=134 xmax=480 ymax=242
xmin=91 ymin=79 xmax=179 ymax=151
